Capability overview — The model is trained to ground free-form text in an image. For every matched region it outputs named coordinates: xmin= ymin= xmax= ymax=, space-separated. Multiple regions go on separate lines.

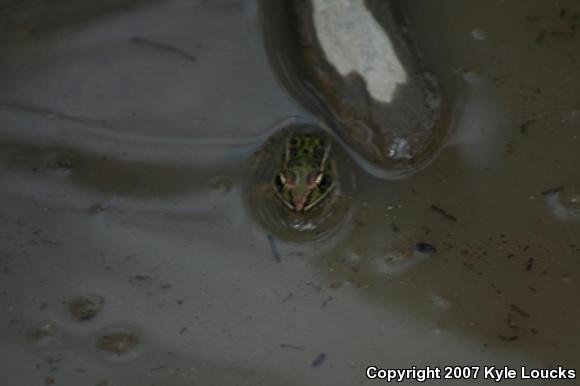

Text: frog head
xmin=274 ymin=132 xmax=336 ymax=212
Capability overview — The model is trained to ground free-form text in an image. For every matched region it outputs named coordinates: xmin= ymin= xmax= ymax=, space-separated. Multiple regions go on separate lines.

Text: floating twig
xmin=321 ymin=296 xmax=333 ymax=308
xmin=281 ymin=293 xmax=294 ymax=303
xmin=519 ymin=119 xmax=536 ymax=135
xmin=510 ymin=304 xmax=530 ymax=318
xmin=279 ymin=343 xmax=304 ymax=350
xmin=525 ymin=257 xmax=535 ymax=271
xmin=311 ymin=353 xmax=326 ymax=368
xmin=541 ymin=186 xmax=563 ymax=196
xmin=498 ymin=335 xmax=519 ymax=342
xmin=267 ymin=234 xmax=281 ymax=262
xmin=430 ymin=205 xmax=458 ymax=222
xmin=131 ymin=36 xmax=198 ymax=64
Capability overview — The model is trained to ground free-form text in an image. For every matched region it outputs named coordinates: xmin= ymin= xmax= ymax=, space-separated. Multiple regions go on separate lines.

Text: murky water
xmin=1 ymin=0 xmax=579 ymax=385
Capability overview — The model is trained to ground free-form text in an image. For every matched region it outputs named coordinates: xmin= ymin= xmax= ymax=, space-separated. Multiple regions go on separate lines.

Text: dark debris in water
xmin=497 ymin=335 xmax=519 ymax=342
xmin=131 ymin=275 xmax=153 ymax=282
xmin=311 ymin=353 xmax=326 ymax=368
xmin=519 ymin=119 xmax=536 ymax=135
xmin=87 ymin=204 xmax=107 ymax=214
xmin=429 ymin=205 xmax=458 ymax=222
xmin=131 ymin=36 xmax=198 ymax=64
xmin=535 ymin=29 xmax=547 ymax=44
xmin=279 ymin=343 xmax=304 ymax=350
xmin=281 ymin=292 xmax=294 ymax=303
xmin=525 ymin=257 xmax=535 ymax=271
xmin=414 ymin=242 xmax=437 ymax=255
xmin=510 ymin=304 xmax=530 ymax=318
xmin=540 ymin=186 xmax=563 ymax=196
xmin=528 ymin=7 xmax=579 ymax=44
xmin=321 ymin=296 xmax=333 ymax=308
xmin=53 ymin=156 xmax=74 ymax=172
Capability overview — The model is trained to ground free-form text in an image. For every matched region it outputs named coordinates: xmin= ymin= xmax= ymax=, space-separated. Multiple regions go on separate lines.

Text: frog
xmin=244 ymin=123 xmax=353 ymax=241
xmin=273 ymin=131 xmax=336 ymax=212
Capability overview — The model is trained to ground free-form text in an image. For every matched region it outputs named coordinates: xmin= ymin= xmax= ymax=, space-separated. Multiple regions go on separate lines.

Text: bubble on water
xmin=97 ymin=333 xmax=139 ymax=359
xmin=343 ymin=249 xmax=362 ymax=264
xmin=471 ymin=28 xmax=487 ymax=40
xmin=370 ymin=250 xmax=427 ymax=276
xmin=560 ymin=189 xmax=580 ymax=208
xmin=95 ymin=326 xmax=142 ymax=361
xmin=461 ymin=70 xmax=482 ymax=84
xmin=209 ymin=175 xmax=233 ymax=194
xmin=433 ymin=324 xmax=446 ymax=335
xmin=67 ymin=295 xmax=105 ymax=322
xmin=562 ymin=275 xmax=573 ymax=284
xmin=28 ymin=322 xmax=63 ymax=348
xmin=430 ymin=293 xmax=452 ymax=311
xmin=545 ymin=187 xmax=580 ymax=220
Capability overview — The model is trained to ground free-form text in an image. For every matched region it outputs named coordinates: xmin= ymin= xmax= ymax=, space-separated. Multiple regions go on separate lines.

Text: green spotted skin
xmin=274 ymin=132 xmax=336 ymax=212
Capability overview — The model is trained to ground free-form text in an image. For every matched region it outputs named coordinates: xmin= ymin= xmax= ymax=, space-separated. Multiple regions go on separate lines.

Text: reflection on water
xmin=1 ymin=0 xmax=580 ymax=385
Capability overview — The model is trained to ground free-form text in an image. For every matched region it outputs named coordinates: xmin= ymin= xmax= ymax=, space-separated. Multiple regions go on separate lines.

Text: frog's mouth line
xmin=273 ymin=178 xmax=337 ymax=213
xmin=293 ymin=193 xmax=309 ymax=212
xmin=302 ymin=179 xmax=337 ymax=211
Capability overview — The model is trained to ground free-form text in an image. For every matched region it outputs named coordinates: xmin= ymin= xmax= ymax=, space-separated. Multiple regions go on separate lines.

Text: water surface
xmin=1 ymin=0 xmax=579 ymax=385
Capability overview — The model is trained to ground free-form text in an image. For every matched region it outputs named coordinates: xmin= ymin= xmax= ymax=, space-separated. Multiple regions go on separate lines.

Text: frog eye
xmin=274 ymin=174 xmax=285 ymax=193
xmin=280 ymin=172 xmax=295 ymax=188
xmin=317 ymin=174 xmax=331 ymax=191
xmin=290 ymin=136 xmax=301 ymax=147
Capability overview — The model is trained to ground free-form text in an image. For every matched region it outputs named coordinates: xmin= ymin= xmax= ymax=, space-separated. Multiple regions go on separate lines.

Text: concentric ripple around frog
xmin=244 ymin=123 xmax=354 ymax=242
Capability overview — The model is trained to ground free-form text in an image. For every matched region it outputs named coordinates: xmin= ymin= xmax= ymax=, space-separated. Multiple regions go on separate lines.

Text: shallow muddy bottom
xmin=0 ymin=0 xmax=579 ymax=385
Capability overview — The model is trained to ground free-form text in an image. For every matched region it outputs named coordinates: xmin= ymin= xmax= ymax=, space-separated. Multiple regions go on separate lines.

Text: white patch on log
xmin=312 ymin=0 xmax=407 ymax=103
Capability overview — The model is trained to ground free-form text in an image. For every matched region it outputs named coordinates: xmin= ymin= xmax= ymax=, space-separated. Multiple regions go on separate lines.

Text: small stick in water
xmin=267 ymin=234 xmax=281 ymax=262
xmin=430 ymin=205 xmax=458 ymax=222
xmin=279 ymin=343 xmax=304 ymax=350
xmin=131 ymin=36 xmax=198 ymax=64
xmin=311 ymin=353 xmax=326 ymax=368
xmin=540 ymin=187 xmax=563 ymax=196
